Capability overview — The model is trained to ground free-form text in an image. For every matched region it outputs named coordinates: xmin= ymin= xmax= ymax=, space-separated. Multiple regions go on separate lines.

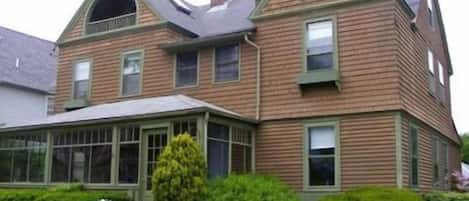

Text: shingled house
xmin=0 ymin=0 xmax=460 ymax=200
xmin=0 ymin=26 xmax=57 ymax=127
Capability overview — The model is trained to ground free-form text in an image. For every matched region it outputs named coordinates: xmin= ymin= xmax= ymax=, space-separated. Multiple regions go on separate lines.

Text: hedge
xmin=0 ymin=185 xmax=130 ymax=201
xmin=423 ymin=191 xmax=469 ymax=201
xmin=319 ymin=187 xmax=422 ymax=201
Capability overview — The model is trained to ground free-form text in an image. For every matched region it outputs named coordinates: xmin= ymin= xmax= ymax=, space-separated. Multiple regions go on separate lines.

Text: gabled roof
xmin=0 ymin=26 xmax=57 ymax=94
xmin=0 ymin=95 xmax=256 ymax=132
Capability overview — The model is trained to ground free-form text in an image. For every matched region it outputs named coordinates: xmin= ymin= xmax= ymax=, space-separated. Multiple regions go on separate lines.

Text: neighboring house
xmin=0 ymin=0 xmax=461 ymax=200
xmin=0 ymin=26 xmax=57 ymax=127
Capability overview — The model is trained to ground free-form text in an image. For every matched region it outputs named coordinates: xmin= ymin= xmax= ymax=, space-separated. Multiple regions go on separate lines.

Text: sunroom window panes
xmin=51 ymin=127 xmax=113 ymax=183
xmin=73 ymin=61 xmax=91 ymax=99
xmin=119 ymin=125 xmax=140 ymax=184
xmin=173 ymin=119 xmax=198 ymax=138
xmin=410 ymin=126 xmax=419 ymax=187
xmin=208 ymin=123 xmax=230 ymax=178
xmin=308 ymin=126 xmax=335 ymax=186
xmin=306 ymin=20 xmax=333 ymax=71
xmin=231 ymin=128 xmax=252 ymax=174
xmin=122 ymin=52 xmax=142 ymax=96
xmin=215 ymin=45 xmax=240 ymax=82
xmin=176 ymin=52 xmax=198 ymax=87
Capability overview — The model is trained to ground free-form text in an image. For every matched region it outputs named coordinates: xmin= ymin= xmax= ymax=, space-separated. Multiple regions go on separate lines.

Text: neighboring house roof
xmin=0 ymin=26 xmax=57 ymax=94
xmin=0 ymin=95 xmax=256 ymax=132
xmin=146 ymin=0 xmax=256 ymax=37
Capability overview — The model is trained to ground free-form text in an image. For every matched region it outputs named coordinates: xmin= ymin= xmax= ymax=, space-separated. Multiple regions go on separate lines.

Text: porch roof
xmin=0 ymin=95 xmax=257 ymax=132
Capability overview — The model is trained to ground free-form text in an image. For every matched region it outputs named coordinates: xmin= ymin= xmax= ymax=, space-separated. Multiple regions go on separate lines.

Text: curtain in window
xmin=306 ymin=20 xmax=333 ymax=71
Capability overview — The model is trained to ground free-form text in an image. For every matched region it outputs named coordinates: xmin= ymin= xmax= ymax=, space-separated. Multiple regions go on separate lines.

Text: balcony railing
xmin=86 ymin=13 xmax=137 ymax=35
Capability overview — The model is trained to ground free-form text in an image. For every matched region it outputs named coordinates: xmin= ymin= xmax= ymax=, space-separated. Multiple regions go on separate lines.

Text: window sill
xmin=64 ymin=99 xmax=89 ymax=110
xmin=303 ymin=186 xmax=340 ymax=192
xmin=297 ymin=69 xmax=341 ymax=90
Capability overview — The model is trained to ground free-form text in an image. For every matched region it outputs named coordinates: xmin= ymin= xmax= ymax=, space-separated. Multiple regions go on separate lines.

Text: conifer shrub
xmin=152 ymin=133 xmax=207 ymax=201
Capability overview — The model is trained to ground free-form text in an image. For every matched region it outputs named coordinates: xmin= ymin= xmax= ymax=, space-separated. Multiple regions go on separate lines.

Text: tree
xmin=462 ymin=133 xmax=469 ymax=163
xmin=152 ymin=134 xmax=207 ymax=201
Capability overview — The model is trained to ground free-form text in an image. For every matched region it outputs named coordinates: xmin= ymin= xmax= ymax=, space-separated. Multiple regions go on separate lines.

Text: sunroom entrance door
xmin=142 ymin=127 xmax=169 ymax=196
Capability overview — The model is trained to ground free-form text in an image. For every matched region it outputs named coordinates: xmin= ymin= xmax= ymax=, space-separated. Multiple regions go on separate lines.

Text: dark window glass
xmin=119 ymin=144 xmax=139 ymax=184
xmin=215 ymin=45 xmax=239 ymax=82
xmin=0 ymin=150 xmax=12 ymax=182
xmin=173 ymin=120 xmax=198 ymax=138
xmin=89 ymin=0 xmax=136 ymax=22
xmin=12 ymin=150 xmax=28 ymax=182
xmin=309 ymin=157 xmax=335 ymax=186
xmin=231 ymin=144 xmax=251 ymax=174
xmin=29 ymin=148 xmax=46 ymax=182
xmin=208 ymin=123 xmax=229 ymax=140
xmin=306 ymin=20 xmax=334 ymax=71
xmin=122 ymin=52 xmax=142 ymax=96
xmin=410 ymin=127 xmax=419 ymax=186
xmin=90 ymin=145 xmax=112 ymax=183
xmin=208 ymin=140 xmax=229 ymax=178
xmin=308 ymin=126 xmax=336 ymax=186
xmin=52 ymin=148 xmax=71 ymax=182
xmin=176 ymin=52 xmax=198 ymax=87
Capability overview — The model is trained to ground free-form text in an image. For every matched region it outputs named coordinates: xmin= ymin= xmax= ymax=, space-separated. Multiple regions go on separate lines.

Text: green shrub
xmin=206 ymin=174 xmax=300 ymax=201
xmin=0 ymin=187 xmax=130 ymax=201
xmin=319 ymin=187 xmax=422 ymax=201
xmin=423 ymin=191 xmax=469 ymax=201
xmin=152 ymin=134 xmax=207 ymax=201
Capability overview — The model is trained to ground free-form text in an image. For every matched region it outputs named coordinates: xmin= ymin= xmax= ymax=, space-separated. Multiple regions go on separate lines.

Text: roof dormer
xmin=86 ymin=0 xmax=137 ymax=34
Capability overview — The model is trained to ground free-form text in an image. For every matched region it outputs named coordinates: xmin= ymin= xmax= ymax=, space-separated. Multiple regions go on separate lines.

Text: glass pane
xmin=29 ymin=148 xmax=46 ymax=182
xmin=309 ymin=126 xmax=335 ymax=155
xmin=309 ymin=157 xmax=335 ymax=186
xmin=12 ymin=150 xmax=28 ymax=182
xmin=216 ymin=45 xmax=239 ymax=64
xmin=71 ymin=147 xmax=90 ymax=183
xmin=428 ymin=50 xmax=434 ymax=74
xmin=52 ymin=148 xmax=70 ymax=182
xmin=90 ymin=145 xmax=112 ymax=183
xmin=123 ymin=53 xmax=141 ymax=75
xmin=215 ymin=45 xmax=239 ymax=82
xmin=215 ymin=63 xmax=239 ymax=82
xmin=411 ymin=157 xmax=419 ymax=185
xmin=208 ymin=139 xmax=229 ymax=178
xmin=208 ymin=123 xmax=229 ymax=140
xmin=306 ymin=53 xmax=333 ymax=71
xmin=231 ymin=144 xmax=252 ymax=174
xmin=122 ymin=74 xmax=140 ymax=96
xmin=438 ymin=62 xmax=444 ymax=85
xmin=0 ymin=150 xmax=12 ymax=182
xmin=74 ymin=61 xmax=90 ymax=81
xmin=176 ymin=52 xmax=198 ymax=87
xmin=74 ymin=80 xmax=89 ymax=99
xmin=119 ymin=143 xmax=139 ymax=184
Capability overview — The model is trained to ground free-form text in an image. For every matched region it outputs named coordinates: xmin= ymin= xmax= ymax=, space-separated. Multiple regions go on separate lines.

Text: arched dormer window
xmin=86 ymin=0 xmax=137 ymax=34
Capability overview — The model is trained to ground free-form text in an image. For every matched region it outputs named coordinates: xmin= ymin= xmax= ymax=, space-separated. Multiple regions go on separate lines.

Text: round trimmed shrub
xmin=319 ymin=187 xmax=422 ymax=201
xmin=206 ymin=174 xmax=300 ymax=201
xmin=152 ymin=133 xmax=207 ymax=201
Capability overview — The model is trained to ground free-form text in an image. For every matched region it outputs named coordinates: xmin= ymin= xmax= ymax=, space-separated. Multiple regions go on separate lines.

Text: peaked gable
xmin=57 ymin=0 xmax=163 ymax=43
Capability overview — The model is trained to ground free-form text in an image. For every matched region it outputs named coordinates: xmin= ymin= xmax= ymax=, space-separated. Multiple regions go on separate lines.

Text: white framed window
xmin=72 ymin=60 xmax=91 ymax=99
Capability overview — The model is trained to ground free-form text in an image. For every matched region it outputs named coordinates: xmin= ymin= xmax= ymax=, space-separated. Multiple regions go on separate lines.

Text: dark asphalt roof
xmin=147 ymin=0 xmax=256 ymax=37
xmin=0 ymin=26 xmax=57 ymax=93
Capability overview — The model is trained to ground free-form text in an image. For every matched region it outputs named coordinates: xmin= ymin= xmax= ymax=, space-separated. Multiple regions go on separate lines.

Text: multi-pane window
xmin=73 ymin=61 xmax=91 ymax=99
xmin=51 ymin=127 xmax=113 ymax=183
xmin=0 ymin=133 xmax=47 ymax=183
xmin=306 ymin=19 xmax=334 ymax=71
xmin=409 ymin=125 xmax=419 ymax=187
xmin=214 ymin=45 xmax=240 ymax=82
xmin=307 ymin=125 xmax=337 ymax=187
xmin=207 ymin=122 xmax=252 ymax=178
xmin=118 ymin=125 xmax=140 ymax=184
xmin=173 ymin=119 xmax=198 ymax=138
xmin=175 ymin=51 xmax=198 ymax=87
xmin=428 ymin=0 xmax=434 ymax=27
xmin=428 ymin=50 xmax=436 ymax=94
xmin=121 ymin=51 xmax=143 ymax=96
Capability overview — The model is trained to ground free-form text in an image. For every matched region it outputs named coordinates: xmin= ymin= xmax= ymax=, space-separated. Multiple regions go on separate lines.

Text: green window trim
xmin=298 ymin=16 xmax=340 ymax=88
xmin=409 ymin=122 xmax=419 ymax=189
xmin=120 ymin=49 xmax=144 ymax=97
xmin=70 ymin=59 xmax=93 ymax=101
xmin=212 ymin=43 xmax=242 ymax=84
xmin=303 ymin=119 xmax=341 ymax=192
xmin=173 ymin=51 xmax=200 ymax=89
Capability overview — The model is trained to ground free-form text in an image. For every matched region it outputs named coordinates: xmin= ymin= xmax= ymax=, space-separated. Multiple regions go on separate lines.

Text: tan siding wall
xmin=56 ymin=29 xmax=258 ymax=118
xmin=63 ymin=0 xmax=161 ymax=41
xmin=395 ymin=0 xmax=458 ymax=144
xmin=256 ymin=112 xmax=397 ymax=191
xmin=259 ymin=0 xmax=337 ymax=15
xmin=256 ymin=1 xmax=401 ymax=121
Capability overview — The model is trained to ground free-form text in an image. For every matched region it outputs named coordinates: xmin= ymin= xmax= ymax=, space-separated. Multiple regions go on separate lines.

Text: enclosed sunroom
xmin=0 ymin=95 xmax=255 ymax=200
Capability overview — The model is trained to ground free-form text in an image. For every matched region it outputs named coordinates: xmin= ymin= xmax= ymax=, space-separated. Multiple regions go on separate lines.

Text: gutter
xmin=243 ymin=33 xmax=261 ymax=121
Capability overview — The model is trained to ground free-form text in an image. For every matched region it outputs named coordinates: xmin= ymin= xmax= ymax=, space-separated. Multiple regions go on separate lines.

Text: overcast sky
xmin=0 ymin=1 xmax=467 ymax=133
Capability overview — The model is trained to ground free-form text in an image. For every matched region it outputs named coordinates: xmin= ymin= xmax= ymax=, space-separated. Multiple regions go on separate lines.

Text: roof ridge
xmin=0 ymin=26 xmax=55 ymax=45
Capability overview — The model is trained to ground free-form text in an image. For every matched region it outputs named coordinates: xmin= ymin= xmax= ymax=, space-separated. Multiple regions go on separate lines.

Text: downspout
xmin=244 ymin=33 xmax=261 ymax=121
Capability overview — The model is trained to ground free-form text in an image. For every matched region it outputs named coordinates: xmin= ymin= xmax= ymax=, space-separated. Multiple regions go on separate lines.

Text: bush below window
xmin=423 ymin=192 xmax=469 ymax=201
xmin=0 ymin=185 xmax=130 ymax=201
xmin=319 ymin=187 xmax=422 ymax=201
xmin=206 ymin=174 xmax=300 ymax=201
